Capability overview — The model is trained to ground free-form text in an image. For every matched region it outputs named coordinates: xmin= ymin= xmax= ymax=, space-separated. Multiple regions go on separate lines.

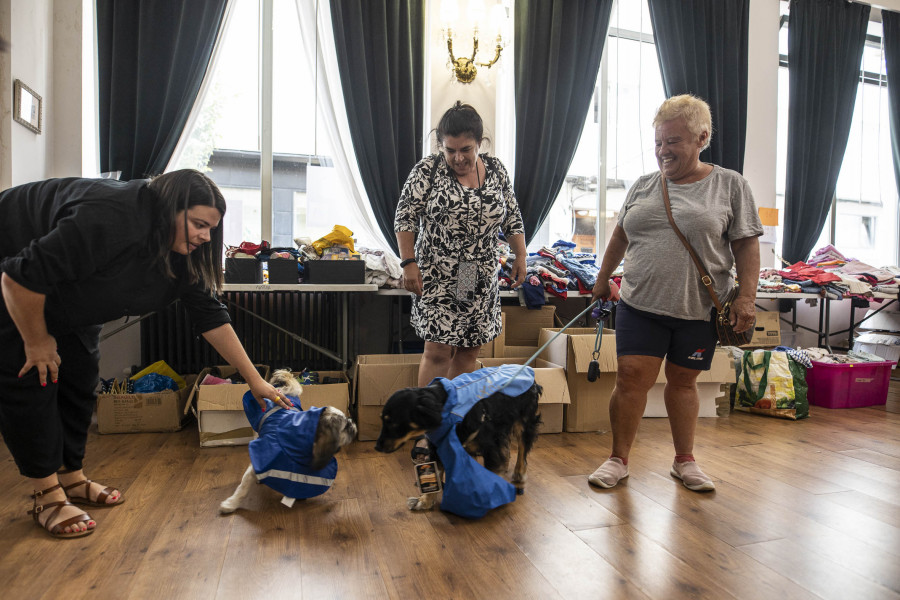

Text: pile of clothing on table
xmin=757 ymin=244 xmax=900 ymax=300
xmin=498 ymin=239 xmax=613 ymax=309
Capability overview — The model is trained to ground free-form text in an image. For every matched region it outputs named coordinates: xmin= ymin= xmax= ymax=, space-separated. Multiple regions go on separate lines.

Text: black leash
xmin=587 ymin=301 xmax=614 ymax=382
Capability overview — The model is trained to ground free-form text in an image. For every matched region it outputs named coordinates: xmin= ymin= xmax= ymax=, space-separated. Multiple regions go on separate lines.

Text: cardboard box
xmin=305 ymin=259 xmax=365 ymax=284
xmin=500 ymin=305 xmax=557 ymax=346
xmin=225 ymin=257 xmax=263 ymax=283
xmin=539 ymin=327 xmax=735 ymax=428
xmin=643 ymin=349 xmax=734 ymax=417
xmin=538 ymin=327 xmax=614 ymax=432
xmin=478 ymin=358 xmax=571 ymax=433
xmin=186 ymin=365 xmax=270 ymax=447
xmin=294 ymin=370 xmax=351 ymax=414
xmin=494 ymin=311 xmax=544 ymax=359
xmin=97 ymin=375 xmax=197 ymax=434
xmin=354 ymin=354 xmax=422 ymax=440
xmin=741 ymin=311 xmax=781 ymax=347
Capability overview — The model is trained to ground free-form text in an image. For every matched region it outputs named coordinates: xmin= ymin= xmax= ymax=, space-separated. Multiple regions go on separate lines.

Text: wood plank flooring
xmin=0 ymin=379 xmax=897 ymax=600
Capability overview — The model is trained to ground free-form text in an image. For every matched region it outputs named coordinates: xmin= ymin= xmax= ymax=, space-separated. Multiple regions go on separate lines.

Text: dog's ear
xmin=310 ymin=408 xmax=346 ymax=470
xmin=411 ymin=389 xmax=444 ymax=430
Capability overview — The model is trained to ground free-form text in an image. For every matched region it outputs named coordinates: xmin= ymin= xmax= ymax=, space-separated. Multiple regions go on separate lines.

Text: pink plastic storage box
xmin=806 ymin=360 xmax=897 ymax=408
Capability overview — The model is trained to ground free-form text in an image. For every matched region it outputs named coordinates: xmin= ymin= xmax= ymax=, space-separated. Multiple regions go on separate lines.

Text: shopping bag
xmin=735 ymin=350 xmax=809 ymax=420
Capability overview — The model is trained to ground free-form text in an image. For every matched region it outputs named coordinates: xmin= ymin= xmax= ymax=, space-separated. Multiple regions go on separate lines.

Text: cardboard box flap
xmin=357 ymin=354 xmax=423 ymax=365
xmin=571 ymin=334 xmax=617 ymax=374
xmin=476 ymin=357 xmax=570 ymax=405
xmin=355 ymin=354 xmax=421 ymax=406
xmin=185 ymin=365 xmax=269 ymax=416
xmin=501 ymin=305 xmax=557 ymax=346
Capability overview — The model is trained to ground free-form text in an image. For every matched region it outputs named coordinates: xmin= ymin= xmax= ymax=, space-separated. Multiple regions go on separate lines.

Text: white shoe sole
xmin=588 ymin=471 xmax=628 ymax=489
xmin=670 ymin=467 xmax=715 ymax=491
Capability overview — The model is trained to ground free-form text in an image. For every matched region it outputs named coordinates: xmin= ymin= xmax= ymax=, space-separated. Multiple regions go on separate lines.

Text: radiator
xmin=140 ymin=291 xmax=350 ymax=375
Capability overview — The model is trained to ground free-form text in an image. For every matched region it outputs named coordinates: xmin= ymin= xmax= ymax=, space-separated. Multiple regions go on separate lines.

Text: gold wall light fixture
xmin=441 ymin=0 xmax=509 ymax=84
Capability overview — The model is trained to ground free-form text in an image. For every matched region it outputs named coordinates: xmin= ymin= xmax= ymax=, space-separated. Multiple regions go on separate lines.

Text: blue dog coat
xmin=426 ymin=365 xmax=536 ymax=519
xmin=242 ymin=392 xmax=336 ymax=499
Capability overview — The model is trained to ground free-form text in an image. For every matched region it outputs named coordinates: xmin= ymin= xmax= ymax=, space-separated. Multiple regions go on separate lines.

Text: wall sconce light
xmin=441 ymin=0 xmax=508 ymax=84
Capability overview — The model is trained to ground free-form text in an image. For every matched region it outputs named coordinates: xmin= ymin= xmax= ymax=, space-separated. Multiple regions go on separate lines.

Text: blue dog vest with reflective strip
xmin=426 ymin=365 xmax=535 ymax=519
xmin=242 ymin=392 xmax=336 ymax=499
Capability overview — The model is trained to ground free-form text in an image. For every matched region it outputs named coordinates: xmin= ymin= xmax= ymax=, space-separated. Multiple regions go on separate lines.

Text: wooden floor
xmin=1 ymin=381 xmax=898 ymax=600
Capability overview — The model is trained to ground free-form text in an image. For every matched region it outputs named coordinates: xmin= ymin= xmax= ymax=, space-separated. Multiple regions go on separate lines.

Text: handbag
xmin=735 ymin=349 xmax=809 ymax=420
xmin=660 ymin=174 xmax=754 ymax=347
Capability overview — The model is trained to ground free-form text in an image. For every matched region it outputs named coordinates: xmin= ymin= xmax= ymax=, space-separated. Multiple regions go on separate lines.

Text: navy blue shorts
xmin=614 ymin=301 xmax=718 ymax=370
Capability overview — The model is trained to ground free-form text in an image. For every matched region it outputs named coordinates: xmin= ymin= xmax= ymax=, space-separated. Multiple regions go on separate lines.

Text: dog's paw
xmin=218 ymin=499 xmax=239 ymax=514
xmin=407 ymin=495 xmax=434 ymax=511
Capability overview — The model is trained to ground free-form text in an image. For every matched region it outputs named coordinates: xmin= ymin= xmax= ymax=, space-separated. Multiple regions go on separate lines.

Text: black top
xmin=0 ymin=177 xmax=230 ymax=339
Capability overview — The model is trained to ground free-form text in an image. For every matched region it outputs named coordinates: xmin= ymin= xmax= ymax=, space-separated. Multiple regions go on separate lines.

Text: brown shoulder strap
xmin=660 ymin=174 xmax=724 ymax=312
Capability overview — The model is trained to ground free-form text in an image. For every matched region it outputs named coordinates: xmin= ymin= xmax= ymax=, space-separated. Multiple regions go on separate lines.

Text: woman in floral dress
xmin=395 ymin=102 xmax=527 ymax=386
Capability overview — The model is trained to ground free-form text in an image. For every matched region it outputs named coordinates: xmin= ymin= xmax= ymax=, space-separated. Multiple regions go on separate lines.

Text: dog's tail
xmin=270 ymin=368 xmax=303 ymax=399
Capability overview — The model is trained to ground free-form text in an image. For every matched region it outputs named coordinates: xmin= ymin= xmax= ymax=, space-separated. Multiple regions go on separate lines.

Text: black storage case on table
xmin=305 ymin=259 xmax=365 ymax=284
xmin=224 ymin=258 xmax=263 ymax=283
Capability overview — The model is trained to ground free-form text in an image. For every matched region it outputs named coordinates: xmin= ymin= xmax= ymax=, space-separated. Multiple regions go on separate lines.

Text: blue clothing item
xmin=132 ymin=373 xmax=178 ymax=393
xmin=242 ymin=392 xmax=336 ymax=499
xmin=426 ymin=365 xmax=535 ymax=518
xmin=521 ymin=281 xmax=547 ymax=309
xmin=551 ymin=239 xmax=576 ymax=249
xmin=559 ymin=257 xmax=599 ymax=289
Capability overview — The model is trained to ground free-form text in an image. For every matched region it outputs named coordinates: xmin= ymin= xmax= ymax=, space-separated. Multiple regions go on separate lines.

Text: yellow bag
xmin=311 ymin=224 xmax=355 ymax=255
xmin=129 ymin=360 xmax=186 ymax=390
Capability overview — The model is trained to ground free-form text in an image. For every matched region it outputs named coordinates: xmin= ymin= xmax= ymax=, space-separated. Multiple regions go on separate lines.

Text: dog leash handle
xmin=587 ymin=300 xmax=614 ymax=383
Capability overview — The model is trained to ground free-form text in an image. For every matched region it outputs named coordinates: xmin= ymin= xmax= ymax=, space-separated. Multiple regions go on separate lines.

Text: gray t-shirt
xmin=618 ymin=165 xmax=763 ymax=321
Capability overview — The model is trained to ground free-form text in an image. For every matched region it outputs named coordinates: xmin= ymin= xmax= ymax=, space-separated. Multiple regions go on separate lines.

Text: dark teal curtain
xmin=513 ymin=0 xmax=613 ymax=244
xmin=647 ymin=0 xmax=750 ymax=173
xmin=782 ymin=0 xmax=869 ymax=264
xmin=97 ymin=0 xmax=227 ymax=181
xmin=330 ymin=0 xmax=425 ymax=255
xmin=884 ymin=11 xmax=900 ymax=209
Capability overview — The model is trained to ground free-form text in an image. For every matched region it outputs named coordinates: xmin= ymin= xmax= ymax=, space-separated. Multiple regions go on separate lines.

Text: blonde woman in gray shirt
xmin=588 ymin=95 xmax=763 ymax=492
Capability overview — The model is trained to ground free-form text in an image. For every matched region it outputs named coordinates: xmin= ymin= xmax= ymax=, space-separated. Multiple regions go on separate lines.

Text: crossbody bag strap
xmin=659 ymin=174 xmax=724 ymax=312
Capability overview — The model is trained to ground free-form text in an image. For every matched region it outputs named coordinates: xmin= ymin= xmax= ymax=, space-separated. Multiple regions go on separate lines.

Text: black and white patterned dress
xmin=394 ymin=153 xmax=525 ymax=347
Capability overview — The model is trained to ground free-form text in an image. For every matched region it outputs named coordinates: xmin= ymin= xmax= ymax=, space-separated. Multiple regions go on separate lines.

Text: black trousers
xmin=0 ymin=305 xmax=100 ymax=478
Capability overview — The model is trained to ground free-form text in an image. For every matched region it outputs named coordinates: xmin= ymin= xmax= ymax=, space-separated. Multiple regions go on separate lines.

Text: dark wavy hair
xmin=146 ymin=169 xmax=226 ymax=294
xmin=434 ymin=101 xmax=491 ymax=148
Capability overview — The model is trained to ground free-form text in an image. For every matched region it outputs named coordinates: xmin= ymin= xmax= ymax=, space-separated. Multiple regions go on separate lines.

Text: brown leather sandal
xmin=62 ymin=478 xmax=124 ymax=507
xmin=28 ymin=484 xmax=95 ymax=539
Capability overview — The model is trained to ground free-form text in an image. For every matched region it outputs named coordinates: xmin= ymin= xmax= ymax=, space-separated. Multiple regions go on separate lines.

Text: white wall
xmin=9 ymin=0 xmax=51 ymax=184
xmin=50 ymin=0 xmax=82 ymax=178
xmin=744 ymin=0 xmax=781 ymax=269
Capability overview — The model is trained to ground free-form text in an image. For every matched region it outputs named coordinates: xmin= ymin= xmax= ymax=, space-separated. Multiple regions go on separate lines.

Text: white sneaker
xmin=670 ymin=460 xmax=715 ymax=491
xmin=588 ymin=457 xmax=629 ymax=489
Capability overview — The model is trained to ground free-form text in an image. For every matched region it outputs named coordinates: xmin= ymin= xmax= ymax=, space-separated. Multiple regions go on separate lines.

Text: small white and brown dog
xmin=219 ymin=369 xmax=357 ymax=513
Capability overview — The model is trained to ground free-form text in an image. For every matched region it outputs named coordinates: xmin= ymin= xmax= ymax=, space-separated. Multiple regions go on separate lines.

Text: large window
xmin=775 ymin=6 xmax=898 ymax=267
xmin=529 ymin=0 xmax=664 ymax=254
xmin=171 ymin=0 xmax=377 ymax=250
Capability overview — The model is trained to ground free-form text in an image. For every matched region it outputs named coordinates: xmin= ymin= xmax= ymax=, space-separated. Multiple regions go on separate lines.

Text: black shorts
xmin=615 ymin=301 xmax=718 ymax=370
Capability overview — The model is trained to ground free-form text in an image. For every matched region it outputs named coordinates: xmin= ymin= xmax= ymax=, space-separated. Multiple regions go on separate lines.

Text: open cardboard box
xmin=292 ymin=370 xmax=351 ymax=414
xmin=538 ymin=327 xmax=733 ymax=431
xmin=185 ymin=365 xmax=270 ymax=447
xmin=354 ymin=354 xmax=422 ymax=441
xmin=496 ymin=306 xmax=556 ymax=357
xmin=97 ymin=374 xmax=197 ymax=434
xmin=477 ymin=357 xmax=570 ymax=433
xmin=740 ymin=311 xmax=781 ymax=348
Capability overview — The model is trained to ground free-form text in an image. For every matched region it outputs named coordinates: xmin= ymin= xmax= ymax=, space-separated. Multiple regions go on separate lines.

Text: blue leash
xmin=495 ymin=298 xmax=614 ymax=392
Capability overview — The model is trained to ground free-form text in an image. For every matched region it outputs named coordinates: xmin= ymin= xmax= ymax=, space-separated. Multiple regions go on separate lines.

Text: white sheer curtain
xmin=165 ymin=1 xmax=236 ymax=172
xmin=294 ymin=0 xmax=392 ymax=253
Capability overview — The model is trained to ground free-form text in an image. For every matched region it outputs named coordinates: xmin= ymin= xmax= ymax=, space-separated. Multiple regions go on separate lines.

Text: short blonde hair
xmin=653 ymin=94 xmax=712 ymax=151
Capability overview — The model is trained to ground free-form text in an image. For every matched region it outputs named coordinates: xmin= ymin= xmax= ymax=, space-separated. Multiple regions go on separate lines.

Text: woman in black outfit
xmin=0 ymin=169 xmax=293 ymax=538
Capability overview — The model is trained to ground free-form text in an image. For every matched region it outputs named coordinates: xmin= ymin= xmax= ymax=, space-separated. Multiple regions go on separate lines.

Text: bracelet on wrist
xmin=400 ymin=258 xmax=417 ymax=268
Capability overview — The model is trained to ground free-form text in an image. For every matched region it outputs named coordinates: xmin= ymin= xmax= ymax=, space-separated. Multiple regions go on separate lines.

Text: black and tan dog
xmin=374 ymin=379 xmax=542 ymax=511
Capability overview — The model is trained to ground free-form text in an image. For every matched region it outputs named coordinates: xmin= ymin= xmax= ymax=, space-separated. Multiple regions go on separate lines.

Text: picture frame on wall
xmin=13 ymin=79 xmax=42 ymax=134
